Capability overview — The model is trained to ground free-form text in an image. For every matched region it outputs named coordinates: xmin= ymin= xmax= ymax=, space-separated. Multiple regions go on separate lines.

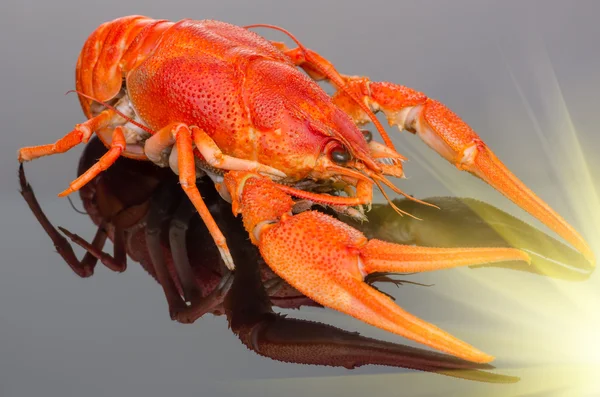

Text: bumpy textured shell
xmin=75 ymin=16 xmax=371 ymax=178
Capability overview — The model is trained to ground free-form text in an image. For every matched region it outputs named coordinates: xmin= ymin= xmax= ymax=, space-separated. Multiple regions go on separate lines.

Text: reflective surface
xmin=4 ymin=1 xmax=600 ymax=396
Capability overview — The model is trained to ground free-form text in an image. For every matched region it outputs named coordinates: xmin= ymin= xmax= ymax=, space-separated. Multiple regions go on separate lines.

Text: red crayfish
xmin=17 ymin=15 xmax=593 ymax=363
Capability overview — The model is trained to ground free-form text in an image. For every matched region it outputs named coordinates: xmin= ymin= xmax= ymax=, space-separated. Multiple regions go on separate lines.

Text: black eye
xmin=330 ymin=147 xmax=351 ymax=164
xmin=361 ymin=129 xmax=373 ymax=143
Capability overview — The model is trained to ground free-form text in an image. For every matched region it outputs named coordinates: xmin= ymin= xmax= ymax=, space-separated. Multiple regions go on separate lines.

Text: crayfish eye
xmin=330 ymin=146 xmax=351 ymax=164
xmin=361 ymin=129 xmax=373 ymax=143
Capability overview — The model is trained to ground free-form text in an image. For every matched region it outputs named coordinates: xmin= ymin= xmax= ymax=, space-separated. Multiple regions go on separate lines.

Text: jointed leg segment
xmin=144 ymin=183 xmax=233 ymax=323
xmin=59 ymin=126 xmax=127 ymax=197
xmin=173 ymin=124 xmax=235 ymax=270
xmin=192 ymin=127 xmax=285 ymax=178
xmin=60 ymin=226 xmax=127 ymax=273
xmin=19 ymin=164 xmax=123 ymax=277
xmin=17 ymin=108 xmax=116 ymax=162
xmin=144 ymin=123 xmax=236 ymax=270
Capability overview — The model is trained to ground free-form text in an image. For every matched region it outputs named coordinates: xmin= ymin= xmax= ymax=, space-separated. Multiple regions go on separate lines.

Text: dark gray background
xmin=3 ymin=1 xmax=600 ymax=396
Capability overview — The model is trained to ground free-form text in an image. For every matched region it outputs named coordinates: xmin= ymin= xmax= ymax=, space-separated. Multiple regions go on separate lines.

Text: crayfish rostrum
xmin=17 ymin=15 xmax=594 ymax=363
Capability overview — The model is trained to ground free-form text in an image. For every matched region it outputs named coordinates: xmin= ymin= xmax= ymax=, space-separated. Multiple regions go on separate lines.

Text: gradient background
xmin=3 ymin=1 xmax=600 ymax=396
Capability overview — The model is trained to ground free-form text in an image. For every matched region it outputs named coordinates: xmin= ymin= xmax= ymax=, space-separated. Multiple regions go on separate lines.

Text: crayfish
xmin=17 ymin=15 xmax=593 ymax=363
xmin=21 ymin=137 xmax=539 ymax=381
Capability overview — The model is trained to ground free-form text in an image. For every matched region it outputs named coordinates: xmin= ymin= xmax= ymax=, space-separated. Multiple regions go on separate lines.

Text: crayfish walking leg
xmin=19 ymin=164 xmax=123 ymax=277
xmin=144 ymin=182 xmax=234 ymax=323
xmin=17 ymin=109 xmax=116 ymax=162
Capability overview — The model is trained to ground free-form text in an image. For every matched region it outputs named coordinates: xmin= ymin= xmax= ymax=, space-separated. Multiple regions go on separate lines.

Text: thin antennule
xmin=66 ymin=90 xmax=154 ymax=134
xmin=372 ymin=178 xmax=422 ymax=220
xmin=66 ymin=196 xmax=87 ymax=215
xmin=244 ymin=24 xmax=306 ymax=52
xmin=244 ymin=24 xmax=397 ymax=151
xmin=370 ymin=173 xmax=440 ymax=210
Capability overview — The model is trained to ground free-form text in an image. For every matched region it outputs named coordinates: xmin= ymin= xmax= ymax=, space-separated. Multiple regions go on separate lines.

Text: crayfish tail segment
xmin=225 ymin=171 xmax=530 ymax=363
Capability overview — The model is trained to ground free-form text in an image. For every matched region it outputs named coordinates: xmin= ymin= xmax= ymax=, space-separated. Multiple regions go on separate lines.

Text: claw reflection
xmin=18 ymin=137 xmax=588 ymax=381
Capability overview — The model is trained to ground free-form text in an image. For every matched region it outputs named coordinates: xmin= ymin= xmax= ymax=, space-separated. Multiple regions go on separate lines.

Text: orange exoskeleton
xmin=17 ymin=15 xmax=594 ymax=363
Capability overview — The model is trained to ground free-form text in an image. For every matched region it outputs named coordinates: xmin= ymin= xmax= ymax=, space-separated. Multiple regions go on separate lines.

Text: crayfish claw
xmin=334 ymin=77 xmax=593 ymax=264
xmin=258 ymin=210 xmax=530 ymax=363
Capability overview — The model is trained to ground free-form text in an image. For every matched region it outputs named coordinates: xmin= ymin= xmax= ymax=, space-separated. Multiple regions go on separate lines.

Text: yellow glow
xmin=393 ymin=36 xmax=600 ymax=394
